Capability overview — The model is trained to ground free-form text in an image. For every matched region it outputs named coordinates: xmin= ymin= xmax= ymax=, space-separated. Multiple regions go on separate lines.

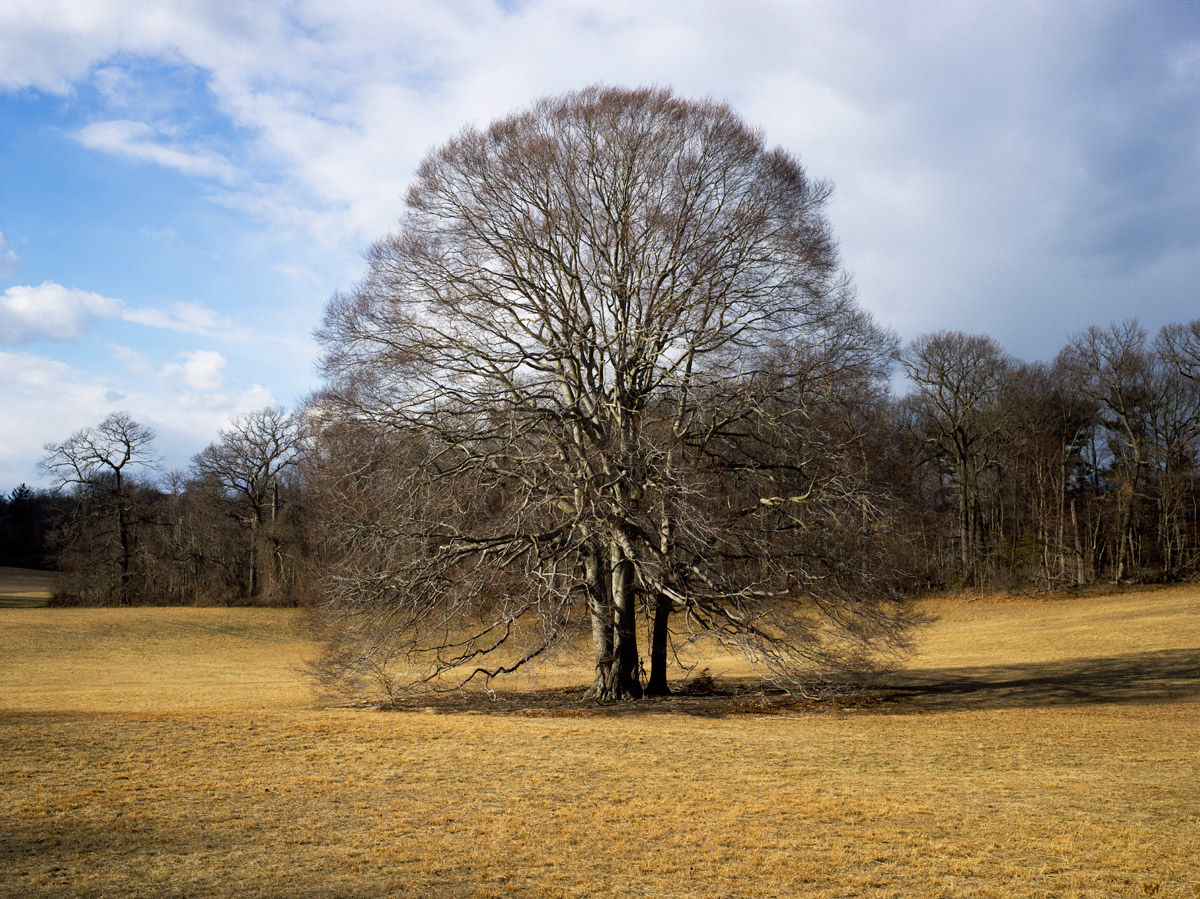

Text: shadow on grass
xmin=0 ymin=567 xmax=56 ymax=608
xmin=381 ymin=647 xmax=1200 ymax=717
xmin=0 ymin=595 xmax=51 ymax=609
xmin=382 ymin=682 xmax=795 ymax=719
xmin=882 ymin=647 xmax=1200 ymax=712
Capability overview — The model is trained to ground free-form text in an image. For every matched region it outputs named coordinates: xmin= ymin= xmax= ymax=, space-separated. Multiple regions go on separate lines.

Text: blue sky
xmin=1 ymin=0 xmax=1198 ymax=489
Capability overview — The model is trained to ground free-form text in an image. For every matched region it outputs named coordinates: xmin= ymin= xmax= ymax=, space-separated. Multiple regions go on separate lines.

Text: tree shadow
xmin=384 ymin=682 xmax=799 ymax=718
xmin=0 ymin=594 xmax=51 ymax=609
xmin=881 ymin=647 xmax=1200 ymax=712
xmin=370 ymin=648 xmax=1200 ymax=717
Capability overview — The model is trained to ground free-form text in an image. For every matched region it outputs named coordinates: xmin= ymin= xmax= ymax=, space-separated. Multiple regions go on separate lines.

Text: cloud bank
xmin=3 ymin=2 xmax=1195 ymax=345
xmin=74 ymin=119 xmax=239 ymax=185
xmin=0 ymin=0 xmax=1197 ymax=486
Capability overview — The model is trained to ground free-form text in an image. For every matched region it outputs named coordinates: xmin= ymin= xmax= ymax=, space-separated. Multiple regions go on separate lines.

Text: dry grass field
xmin=0 ymin=566 xmax=55 ymax=608
xmin=1 ymin=583 xmax=1198 ymax=898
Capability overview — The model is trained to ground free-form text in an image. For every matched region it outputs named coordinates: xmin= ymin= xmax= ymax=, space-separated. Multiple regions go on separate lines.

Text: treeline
xmin=894 ymin=319 xmax=1200 ymax=590
xmin=0 ymin=484 xmax=59 ymax=569
xmin=7 ymin=317 xmax=1199 ymax=605
xmin=25 ymin=408 xmax=306 ymax=606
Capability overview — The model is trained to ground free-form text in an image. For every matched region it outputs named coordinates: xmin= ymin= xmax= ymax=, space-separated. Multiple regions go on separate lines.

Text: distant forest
xmin=6 ymin=317 xmax=1199 ymax=606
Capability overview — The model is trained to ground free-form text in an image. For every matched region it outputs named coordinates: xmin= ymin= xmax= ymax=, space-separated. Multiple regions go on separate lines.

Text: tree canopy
xmin=314 ymin=85 xmax=912 ymax=702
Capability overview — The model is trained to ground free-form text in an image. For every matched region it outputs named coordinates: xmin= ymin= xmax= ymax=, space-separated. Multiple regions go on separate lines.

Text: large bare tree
xmin=899 ymin=331 xmax=1011 ymax=586
xmin=39 ymin=412 xmax=159 ymax=605
xmin=1061 ymin=321 xmax=1156 ymax=582
xmin=191 ymin=406 xmax=302 ymax=600
xmin=315 ymin=86 xmax=912 ymax=702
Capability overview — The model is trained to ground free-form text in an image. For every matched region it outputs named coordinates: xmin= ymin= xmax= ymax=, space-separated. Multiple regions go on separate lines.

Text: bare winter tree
xmin=315 ymin=86 xmax=913 ymax=703
xmin=899 ymin=331 xmax=1011 ymax=586
xmin=1061 ymin=321 xmax=1155 ymax=582
xmin=1147 ymin=326 xmax=1200 ymax=575
xmin=1158 ymin=319 xmax=1200 ymax=384
xmin=191 ymin=407 xmax=302 ymax=600
xmin=39 ymin=412 xmax=159 ymax=605
xmin=1000 ymin=360 xmax=1096 ymax=587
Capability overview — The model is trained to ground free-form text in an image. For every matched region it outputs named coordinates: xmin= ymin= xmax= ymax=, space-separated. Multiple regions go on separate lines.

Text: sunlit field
xmin=1 ymin=582 xmax=1197 ymax=898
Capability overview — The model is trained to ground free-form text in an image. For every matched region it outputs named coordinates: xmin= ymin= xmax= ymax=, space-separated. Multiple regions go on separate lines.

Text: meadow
xmin=0 ymin=566 xmax=55 ymax=608
xmin=1 ymin=580 xmax=1197 ymax=898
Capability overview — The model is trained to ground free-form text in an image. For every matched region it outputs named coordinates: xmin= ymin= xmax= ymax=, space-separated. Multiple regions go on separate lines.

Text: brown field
xmin=1 ymin=587 xmax=1198 ymax=898
xmin=0 ymin=566 xmax=55 ymax=608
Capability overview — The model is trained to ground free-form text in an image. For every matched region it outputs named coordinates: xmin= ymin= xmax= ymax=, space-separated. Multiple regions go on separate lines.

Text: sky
xmin=1 ymin=0 xmax=1198 ymax=490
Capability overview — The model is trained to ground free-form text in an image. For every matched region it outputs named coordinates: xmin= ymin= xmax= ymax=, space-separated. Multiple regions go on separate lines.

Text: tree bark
xmin=589 ymin=539 xmax=642 ymax=701
xmin=248 ymin=515 xmax=259 ymax=597
xmin=583 ymin=544 xmax=616 ymax=700
xmin=116 ymin=501 xmax=131 ymax=606
xmin=645 ymin=590 xmax=672 ymax=696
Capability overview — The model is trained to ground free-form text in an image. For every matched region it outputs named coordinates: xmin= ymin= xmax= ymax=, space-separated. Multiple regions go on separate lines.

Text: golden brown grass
xmin=2 ymin=587 xmax=1198 ymax=898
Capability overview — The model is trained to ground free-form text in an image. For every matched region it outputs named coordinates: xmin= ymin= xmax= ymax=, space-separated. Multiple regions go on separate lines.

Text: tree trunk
xmin=248 ymin=513 xmax=261 ymax=598
xmin=957 ymin=468 xmax=970 ymax=581
xmin=248 ymin=545 xmax=258 ymax=597
xmin=645 ymin=590 xmax=672 ymax=696
xmin=1070 ymin=499 xmax=1086 ymax=586
xmin=1056 ymin=464 xmax=1068 ymax=584
xmin=1115 ymin=481 xmax=1133 ymax=583
xmin=116 ymin=501 xmax=131 ymax=606
xmin=588 ymin=539 xmax=642 ymax=701
xmin=583 ymin=544 xmax=615 ymax=700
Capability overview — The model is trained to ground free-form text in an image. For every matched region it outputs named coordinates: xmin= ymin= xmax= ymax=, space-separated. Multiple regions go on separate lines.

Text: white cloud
xmin=272 ymin=262 xmax=321 ymax=284
xmin=0 ymin=0 xmax=1197 ymax=370
xmin=233 ymin=383 xmax=276 ymax=412
xmin=0 ymin=347 xmax=283 ymax=487
xmin=120 ymin=300 xmax=244 ymax=339
xmin=93 ymin=63 xmax=138 ymax=105
xmin=0 ymin=350 xmax=116 ymax=485
xmin=0 ymin=349 xmax=95 ymax=398
xmin=0 ymin=282 xmax=121 ymax=344
xmin=115 ymin=343 xmax=230 ymax=392
xmin=160 ymin=349 xmax=227 ymax=391
xmin=1 ymin=281 xmax=259 ymax=346
xmin=170 ymin=382 xmax=275 ymax=414
xmin=0 ymin=232 xmax=17 ymax=278
xmin=109 ymin=343 xmax=153 ymax=377
xmin=74 ymin=119 xmax=239 ymax=184
xmin=0 ymin=1 xmax=285 ymax=93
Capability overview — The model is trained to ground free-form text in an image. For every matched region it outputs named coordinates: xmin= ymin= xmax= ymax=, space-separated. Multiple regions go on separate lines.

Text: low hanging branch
xmin=310 ymin=85 xmax=916 ymax=704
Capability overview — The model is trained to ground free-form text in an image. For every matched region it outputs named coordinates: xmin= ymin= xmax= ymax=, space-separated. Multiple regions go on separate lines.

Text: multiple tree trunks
xmin=37 ymin=409 xmax=303 ymax=606
xmin=898 ymin=320 xmax=1200 ymax=590
xmin=311 ymin=85 xmax=913 ymax=704
xmin=30 ymin=87 xmax=1200 ymax=699
xmin=192 ymin=406 xmax=301 ymax=600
